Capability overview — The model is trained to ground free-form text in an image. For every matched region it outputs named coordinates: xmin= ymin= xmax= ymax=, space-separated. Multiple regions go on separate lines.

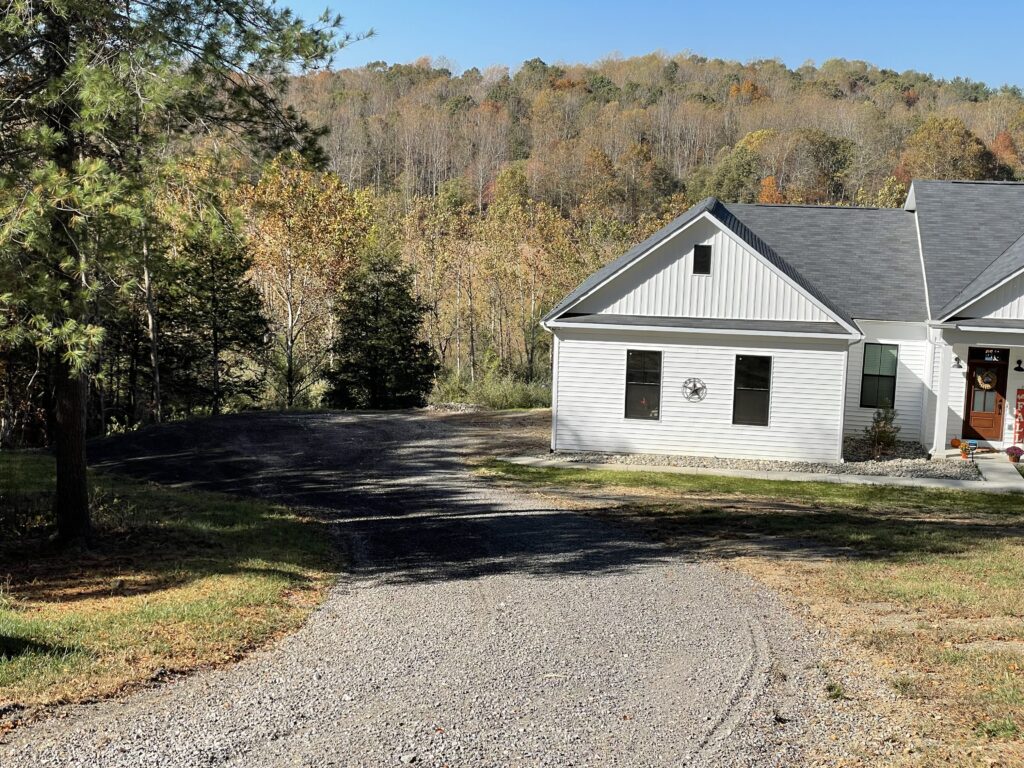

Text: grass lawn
xmin=481 ymin=459 xmax=1024 ymax=766
xmin=0 ymin=451 xmax=336 ymax=718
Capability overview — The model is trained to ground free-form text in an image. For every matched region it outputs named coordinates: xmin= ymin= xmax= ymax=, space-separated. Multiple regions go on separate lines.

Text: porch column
xmin=931 ymin=339 xmax=952 ymax=455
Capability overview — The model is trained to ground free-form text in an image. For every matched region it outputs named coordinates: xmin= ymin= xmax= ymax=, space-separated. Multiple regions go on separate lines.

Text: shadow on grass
xmin=0 ymin=635 xmax=82 ymax=661
xmin=605 ymin=500 xmax=1024 ymax=563
xmin=60 ymin=411 xmax=1024 ymax=589
xmin=1 ymin=447 xmax=336 ymax=606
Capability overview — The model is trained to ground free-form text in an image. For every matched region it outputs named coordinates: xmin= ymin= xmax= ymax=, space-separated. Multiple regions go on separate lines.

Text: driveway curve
xmin=1 ymin=411 xmax=846 ymax=767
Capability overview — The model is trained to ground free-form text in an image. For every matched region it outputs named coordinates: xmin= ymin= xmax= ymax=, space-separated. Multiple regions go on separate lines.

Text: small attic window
xmin=693 ymin=244 xmax=712 ymax=275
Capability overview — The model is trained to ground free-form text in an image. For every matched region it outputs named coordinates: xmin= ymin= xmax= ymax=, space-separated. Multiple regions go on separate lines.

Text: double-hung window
xmin=625 ymin=350 xmax=661 ymax=420
xmin=733 ymin=355 xmax=771 ymax=426
xmin=860 ymin=343 xmax=898 ymax=408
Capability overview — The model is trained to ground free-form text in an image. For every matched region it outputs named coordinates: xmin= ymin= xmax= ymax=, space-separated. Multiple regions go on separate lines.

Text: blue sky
xmin=289 ymin=1 xmax=1024 ymax=88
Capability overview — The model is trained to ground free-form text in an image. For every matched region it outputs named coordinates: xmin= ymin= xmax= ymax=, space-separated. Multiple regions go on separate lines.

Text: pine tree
xmin=161 ymin=217 xmax=267 ymax=417
xmin=325 ymin=255 xmax=438 ymax=410
xmin=0 ymin=0 xmax=352 ymax=542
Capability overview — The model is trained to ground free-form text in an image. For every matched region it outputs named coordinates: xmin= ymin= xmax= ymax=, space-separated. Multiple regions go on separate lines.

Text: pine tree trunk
xmin=53 ymin=359 xmax=90 ymax=543
xmin=43 ymin=5 xmax=90 ymax=544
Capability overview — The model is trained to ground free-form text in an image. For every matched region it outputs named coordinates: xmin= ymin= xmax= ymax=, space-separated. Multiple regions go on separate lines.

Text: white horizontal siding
xmin=574 ymin=217 xmax=831 ymax=322
xmin=843 ymin=322 xmax=930 ymax=442
xmin=553 ymin=329 xmax=846 ymax=462
xmin=961 ymin=272 xmax=1024 ymax=319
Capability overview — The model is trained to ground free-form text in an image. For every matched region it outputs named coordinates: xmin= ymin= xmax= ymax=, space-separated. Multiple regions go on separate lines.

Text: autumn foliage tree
xmin=242 ymin=154 xmax=371 ymax=407
xmin=758 ymin=176 xmax=786 ymax=204
xmin=898 ymin=117 xmax=1012 ymax=182
xmin=991 ymin=131 xmax=1021 ymax=172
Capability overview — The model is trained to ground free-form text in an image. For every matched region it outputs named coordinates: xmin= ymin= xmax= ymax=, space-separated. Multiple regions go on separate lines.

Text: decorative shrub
xmin=1006 ymin=445 xmax=1024 ymax=460
xmin=864 ymin=408 xmax=901 ymax=459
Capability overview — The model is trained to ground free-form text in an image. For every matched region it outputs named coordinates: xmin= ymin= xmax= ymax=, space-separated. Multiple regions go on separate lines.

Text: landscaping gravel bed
xmin=545 ymin=437 xmax=982 ymax=481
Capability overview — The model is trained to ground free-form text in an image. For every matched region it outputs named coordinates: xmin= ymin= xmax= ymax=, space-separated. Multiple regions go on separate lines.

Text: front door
xmin=963 ymin=347 xmax=1009 ymax=442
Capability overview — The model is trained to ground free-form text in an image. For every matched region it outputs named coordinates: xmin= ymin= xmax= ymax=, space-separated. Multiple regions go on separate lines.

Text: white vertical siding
xmin=960 ymin=272 xmax=1024 ymax=319
xmin=553 ymin=329 xmax=847 ymax=462
xmin=921 ymin=340 xmax=941 ymax=449
xmin=574 ymin=218 xmax=832 ymax=322
xmin=945 ymin=345 xmax=969 ymax=446
xmin=842 ymin=321 xmax=930 ymax=442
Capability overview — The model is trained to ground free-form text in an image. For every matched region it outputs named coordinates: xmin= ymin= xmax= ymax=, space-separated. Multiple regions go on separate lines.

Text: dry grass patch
xmin=0 ymin=451 xmax=336 ymax=719
xmin=481 ymin=459 xmax=1024 ymax=767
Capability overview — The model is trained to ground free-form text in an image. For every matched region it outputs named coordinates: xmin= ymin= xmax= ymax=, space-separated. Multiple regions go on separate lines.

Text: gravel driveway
xmin=1 ymin=411 xmax=855 ymax=767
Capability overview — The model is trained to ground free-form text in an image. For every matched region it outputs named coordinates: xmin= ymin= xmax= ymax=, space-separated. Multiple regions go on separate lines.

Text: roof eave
xmin=546 ymin=319 xmax=862 ymax=341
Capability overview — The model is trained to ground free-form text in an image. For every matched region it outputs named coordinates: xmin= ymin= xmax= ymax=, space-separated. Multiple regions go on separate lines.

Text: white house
xmin=541 ymin=180 xmax=1024 ymax=463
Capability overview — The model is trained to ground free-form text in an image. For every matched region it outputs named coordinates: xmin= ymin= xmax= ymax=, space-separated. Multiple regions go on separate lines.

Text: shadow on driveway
xmin=88 ymin=411 xmax=673 ymax=586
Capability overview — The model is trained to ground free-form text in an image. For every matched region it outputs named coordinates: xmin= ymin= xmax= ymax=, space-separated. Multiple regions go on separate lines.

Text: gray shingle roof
xmin=542 ymin=197 xmax=862 ymax=327
xmin=554 ymin=314 xmax=851 ymax=335
xmin=911 ymin=180 xmax=1024 ymax=318
xmin=544 ymin=197 xmax=924 ymax=326
xmin=711 ymin=203 xmax=858 ymax=326
xmin=727 ymin=203 xmax=926 ymax=322
xmin=545 ymin=181 xmax=1024 ymax=329
xmin=939 ymin=232 xmax=1024 ymax=319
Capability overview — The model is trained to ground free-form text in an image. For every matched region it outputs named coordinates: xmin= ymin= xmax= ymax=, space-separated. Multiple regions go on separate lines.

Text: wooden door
xmin=963 ymin=351 xmax=1008 ymax=441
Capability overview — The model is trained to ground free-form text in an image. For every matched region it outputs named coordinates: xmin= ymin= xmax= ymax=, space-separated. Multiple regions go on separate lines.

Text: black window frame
xmin=859 ymin=343 xmax=898 ymax=409
xmin=732 ymin=355 xmax=772 ymax=426
xmin=624 ymin=349 xmax=662 ymax=421
xmin=693 ymin=244 xmax=712 ymax=275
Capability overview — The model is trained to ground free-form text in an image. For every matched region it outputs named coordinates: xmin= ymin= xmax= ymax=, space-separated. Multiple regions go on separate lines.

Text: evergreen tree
xmin=0 ymin=0 xmax=351 ymax=542
xmin=325 ymin=255 xmax=438 ymax=410
xmin=161 ymin=220 xmax=267 ymax=417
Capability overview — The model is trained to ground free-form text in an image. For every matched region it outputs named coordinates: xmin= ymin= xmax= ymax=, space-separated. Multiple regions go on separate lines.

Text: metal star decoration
xmin=682 ymin=377 xmax=707 ymax=402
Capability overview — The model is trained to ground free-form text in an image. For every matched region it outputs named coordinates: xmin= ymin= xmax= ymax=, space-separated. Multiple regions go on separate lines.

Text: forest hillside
xmin=6 ymin=51 xmax=1024 ymax=456
xmin=277 ymin=53 xmax=1023 ymax=399
xmin=289 ymin=53 xmax=1023 ymax=211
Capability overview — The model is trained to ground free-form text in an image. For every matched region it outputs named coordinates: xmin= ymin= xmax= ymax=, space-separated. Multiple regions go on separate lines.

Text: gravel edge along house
xmin=541 ymin=180 xmax=1024 ymax=463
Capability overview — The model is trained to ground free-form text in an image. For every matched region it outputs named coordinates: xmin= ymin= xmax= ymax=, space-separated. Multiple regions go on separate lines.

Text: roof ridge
xmin=731 ymin=202 xmax=903 ymax=211
xmin=914 ymin=179 xmax=1024 ymax=186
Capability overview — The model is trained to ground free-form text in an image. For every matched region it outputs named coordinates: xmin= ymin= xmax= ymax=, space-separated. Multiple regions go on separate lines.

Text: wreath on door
xmin=975 ymin=370 xmax=998 ymax=390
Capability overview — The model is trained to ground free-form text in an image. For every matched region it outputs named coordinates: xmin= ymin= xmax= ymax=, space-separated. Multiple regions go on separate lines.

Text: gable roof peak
xmin=542 ymin=196 xmax=859 ymax=330
xmin=912 ymin=179 xmax=1024 ymax=315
